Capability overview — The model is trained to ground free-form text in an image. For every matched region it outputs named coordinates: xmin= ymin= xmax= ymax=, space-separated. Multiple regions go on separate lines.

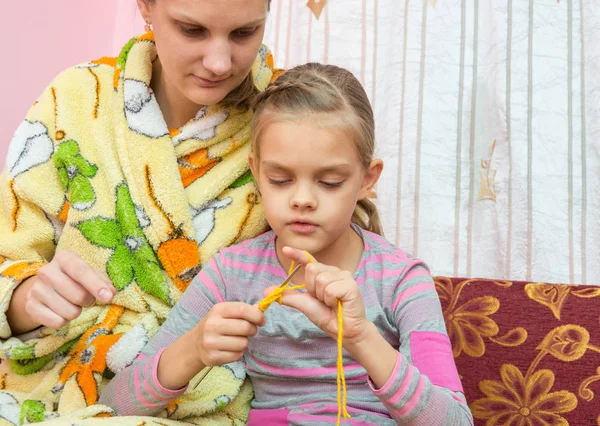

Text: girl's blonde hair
xmin=250 ymin=62 xmax=383 ymax=236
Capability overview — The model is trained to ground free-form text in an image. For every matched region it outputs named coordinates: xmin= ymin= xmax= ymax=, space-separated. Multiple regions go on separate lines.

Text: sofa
xmin=434 ymin=277 xmax=600 ymax=425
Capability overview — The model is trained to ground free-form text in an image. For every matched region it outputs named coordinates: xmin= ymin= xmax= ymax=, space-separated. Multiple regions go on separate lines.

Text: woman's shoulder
xmin=38 ymin=58 xmax=117 ymax=100
xmin=44 ymin=34 xmax=150 ymax=94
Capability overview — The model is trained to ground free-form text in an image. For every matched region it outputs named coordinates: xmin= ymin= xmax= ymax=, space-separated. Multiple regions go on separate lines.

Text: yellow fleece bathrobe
xmin=0 ymin=33 xmax=273 ymax=425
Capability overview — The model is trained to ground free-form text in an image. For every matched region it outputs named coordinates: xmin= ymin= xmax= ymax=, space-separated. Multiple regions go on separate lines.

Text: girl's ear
xmin=358 ymin=159 xmax=383 ymax=200
xmin=248 ymin=153 xmax=259 ymax=186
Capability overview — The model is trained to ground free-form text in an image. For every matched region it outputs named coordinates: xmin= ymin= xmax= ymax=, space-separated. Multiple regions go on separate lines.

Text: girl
xmin=100 ymin=63 xmax=473 ymax=425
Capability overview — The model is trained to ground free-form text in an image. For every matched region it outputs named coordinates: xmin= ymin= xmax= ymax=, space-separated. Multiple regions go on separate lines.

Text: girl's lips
xmin=289 ymin=222 xmax=318 ymax=234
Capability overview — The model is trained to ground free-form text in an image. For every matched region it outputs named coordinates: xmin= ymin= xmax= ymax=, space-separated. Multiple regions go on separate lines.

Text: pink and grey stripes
xmin=100 ymin=349 xmax=186 ymax=416
xmin=100 ymin=227 xmax=472 ymax=424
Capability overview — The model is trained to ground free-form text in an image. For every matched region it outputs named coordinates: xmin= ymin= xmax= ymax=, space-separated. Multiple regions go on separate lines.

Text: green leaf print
xmin=70 ymin=174 xmax=96 ymax=211
xmin=10 ymin=339 xmax=77 ymax=376
xmin=9 ymin=343 xmax=36 ymax=360
xmin=132 ymin=250 xmax=169 ymax=302
xmin=53 ymin=140 xmax=98 ymax=210
xmin=115 ymin=184 xmax=146 ymax=238
xmin=229 ymin=170 xmax=254 ymax=189
xmin=77 ymin=184 xmax=170 ymax=302
xmin=20 ymin=400 xmax=45 ymax=424
xmin=117 ymin=37 xmax=137 ymax=70
xmin=106 ymin=245 xmax=134 ymax=291
xmin=57 ymin=167 xmax=69 ymax=190
xmin=76 ymin=218 xmax=121 ymax=248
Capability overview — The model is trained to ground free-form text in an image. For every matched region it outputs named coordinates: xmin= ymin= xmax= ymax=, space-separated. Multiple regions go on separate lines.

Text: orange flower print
xmin=178 ymin=149 xmax=220 ymax=188
xmin=471 ymin=364 xmax=577 ymax=426
xmin=445 ymin=296 xmax=500 ymax=357
xmin=54 ymin=305 xmax=125 ymax=405
xmin=2 ymin=261 xmax=45 ymax=281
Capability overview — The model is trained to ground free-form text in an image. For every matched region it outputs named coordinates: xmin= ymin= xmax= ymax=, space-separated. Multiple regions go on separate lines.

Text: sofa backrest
xmin=434 ymin=277 xmax=600 ymax=425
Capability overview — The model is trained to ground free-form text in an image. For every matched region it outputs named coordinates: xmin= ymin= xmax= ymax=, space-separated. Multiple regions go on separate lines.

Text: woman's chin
xmin=187 ymin=90 xmax=227 ymax=107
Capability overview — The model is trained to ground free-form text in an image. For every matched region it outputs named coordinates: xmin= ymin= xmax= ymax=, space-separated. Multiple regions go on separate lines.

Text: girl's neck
xmin=151 ymin=59 xmax=200 ymax=130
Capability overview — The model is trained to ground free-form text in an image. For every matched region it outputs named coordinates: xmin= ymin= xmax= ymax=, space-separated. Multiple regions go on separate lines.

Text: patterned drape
xmin=263 ymin=0 xmax=600 ymax=284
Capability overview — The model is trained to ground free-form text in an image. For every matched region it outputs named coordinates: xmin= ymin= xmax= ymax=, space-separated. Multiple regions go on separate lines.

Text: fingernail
xmin=99 ymin=288 xmax=113 ymax=302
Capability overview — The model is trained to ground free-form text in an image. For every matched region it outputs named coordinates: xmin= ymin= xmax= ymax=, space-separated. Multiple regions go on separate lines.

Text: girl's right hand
xmin=12 ymin=251 xmax=117 ymax=332
xmin=194 ymin=302 xmax=266 ymax=367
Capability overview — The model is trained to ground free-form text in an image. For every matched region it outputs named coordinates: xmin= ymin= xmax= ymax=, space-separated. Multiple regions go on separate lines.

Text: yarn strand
xmin=258 ymin=252 xmax=350 ymax=425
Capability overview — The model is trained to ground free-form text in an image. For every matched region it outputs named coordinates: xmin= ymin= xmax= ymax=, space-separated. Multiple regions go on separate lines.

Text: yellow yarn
xmin=258 ymin=252 xmax=350 ymax=424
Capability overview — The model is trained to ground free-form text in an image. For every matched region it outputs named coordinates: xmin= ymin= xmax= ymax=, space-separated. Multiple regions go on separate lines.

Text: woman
xmin=0 ymin=0 xmax=273 ymax=424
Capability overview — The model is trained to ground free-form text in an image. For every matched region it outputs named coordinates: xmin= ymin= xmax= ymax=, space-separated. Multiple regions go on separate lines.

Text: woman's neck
xmin=151 ymin=59 xmax=200 ymax=130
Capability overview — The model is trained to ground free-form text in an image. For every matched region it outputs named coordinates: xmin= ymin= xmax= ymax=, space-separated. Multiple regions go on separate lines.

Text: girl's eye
xmin=268 ymin=179 xmax=291 ymax=186
xmin=321 ymin=181 xmax=344 ymax=188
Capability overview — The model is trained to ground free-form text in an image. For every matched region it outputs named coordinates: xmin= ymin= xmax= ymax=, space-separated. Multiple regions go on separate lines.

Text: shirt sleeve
xmin=370 ymin=260 xmax=474 ymax=425
xmin=0 ymin=78 xmax=68 ymax=339
xmin=99 ymin=253 xmax=229 ymax=416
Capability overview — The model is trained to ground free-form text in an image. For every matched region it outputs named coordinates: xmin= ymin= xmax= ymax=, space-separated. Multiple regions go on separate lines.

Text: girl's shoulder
xmin=218 ymin=230 xmax=277 ymax=260
xmin=357 ymin=226 xmax=427 ymax=269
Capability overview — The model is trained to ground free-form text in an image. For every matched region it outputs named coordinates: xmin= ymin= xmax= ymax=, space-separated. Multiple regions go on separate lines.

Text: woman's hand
xmin=8 ymin=250 xmax=116 ymax=333
xmin=265 ymin=246 xmax=371 ymax=346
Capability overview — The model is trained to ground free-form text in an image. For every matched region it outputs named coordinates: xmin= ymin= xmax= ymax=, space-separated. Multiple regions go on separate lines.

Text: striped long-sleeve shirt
xmin=100 ymin=226 xmax=474 ymax=425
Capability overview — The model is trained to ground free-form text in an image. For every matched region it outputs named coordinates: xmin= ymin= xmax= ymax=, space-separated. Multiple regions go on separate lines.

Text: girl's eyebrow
xmin=261 ymin=161 xmax=353 ymax=173
xmin=261 ymin=161 xmax=290 ymax=171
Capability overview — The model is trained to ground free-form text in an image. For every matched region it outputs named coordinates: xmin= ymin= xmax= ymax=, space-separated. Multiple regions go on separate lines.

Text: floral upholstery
xmin=434 ymin=277 xmax=600 ymax=426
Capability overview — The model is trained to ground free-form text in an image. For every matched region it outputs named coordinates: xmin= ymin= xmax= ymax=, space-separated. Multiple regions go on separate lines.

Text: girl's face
xmin=138 ymin=0 xmax=267 ymax=107
xmin=249 ymin=117 xmax=382 ymax=261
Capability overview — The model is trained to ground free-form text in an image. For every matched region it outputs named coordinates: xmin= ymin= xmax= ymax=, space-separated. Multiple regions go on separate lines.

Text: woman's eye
xmin=179 ymin=25 xmax=207 ymax=37
xmin=233 ymin=28 xmax=257 ymax=38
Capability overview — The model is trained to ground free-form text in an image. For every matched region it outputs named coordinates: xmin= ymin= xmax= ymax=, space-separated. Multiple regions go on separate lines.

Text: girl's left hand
xmin=264 ymin=246 xmax=371 ymax=346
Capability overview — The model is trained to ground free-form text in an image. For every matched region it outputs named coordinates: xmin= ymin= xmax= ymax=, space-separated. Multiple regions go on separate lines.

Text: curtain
xmin=263 ymin=0 xmax=599 ymax=284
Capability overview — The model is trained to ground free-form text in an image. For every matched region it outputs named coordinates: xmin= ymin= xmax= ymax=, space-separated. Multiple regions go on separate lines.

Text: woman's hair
xmin=250 ymin=62 xmax=383 ymax=236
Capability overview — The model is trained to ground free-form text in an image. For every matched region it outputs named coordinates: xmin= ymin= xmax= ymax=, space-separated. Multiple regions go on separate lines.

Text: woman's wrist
xmin=344 ymin=322 xmax=398 ymax=389
xmin=6 ymin=276 xmax=41 ymax=335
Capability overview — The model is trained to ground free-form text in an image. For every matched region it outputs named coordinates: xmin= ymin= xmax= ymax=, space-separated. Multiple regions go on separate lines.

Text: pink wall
xmin=0 ymin=1 xmax=144 ymax=163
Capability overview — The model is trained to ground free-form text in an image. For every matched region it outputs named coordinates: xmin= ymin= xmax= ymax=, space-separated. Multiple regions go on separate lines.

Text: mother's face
xmin=138 ymin=0 xmax=268 ymax=107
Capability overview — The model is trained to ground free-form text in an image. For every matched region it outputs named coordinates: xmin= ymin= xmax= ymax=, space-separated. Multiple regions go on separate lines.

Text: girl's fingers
xmin=214 ymin=319 xmax=259 ymax=337
xmin=281 ymin=246 xmax=314 ymax=265
xmin=313 ymin=271 xmax=345 ymax=302
xmin=216 ymin=302 xmax=266 ymax=326
xmin=322 ymin=280 xmax=353 ymax=309
xmin=264 ymin=286 xmax=331 ymax=328
xmin=203 ymin=335 xmax=249 ymax=353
